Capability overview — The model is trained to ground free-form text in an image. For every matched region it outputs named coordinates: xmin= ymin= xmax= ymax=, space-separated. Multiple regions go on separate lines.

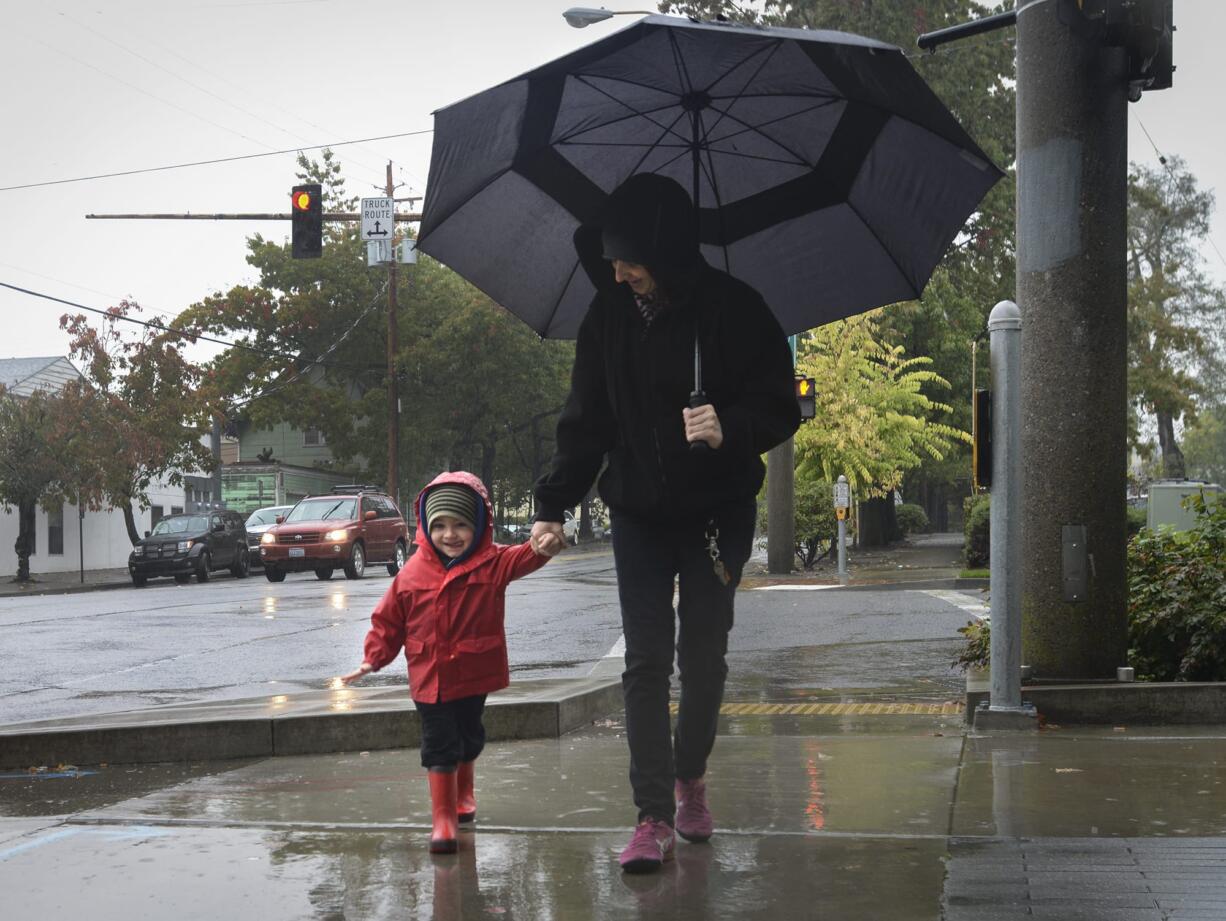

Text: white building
xmin=0 ymin=356 xmax=197 ymax=576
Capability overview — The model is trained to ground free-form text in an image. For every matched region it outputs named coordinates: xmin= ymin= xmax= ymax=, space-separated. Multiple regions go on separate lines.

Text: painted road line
xmin=672 ymin=701 xmax=963 ymax=716
xmin=920 ymin=588 xmax=989 ymax=620
xmin=753 ymin=584 xmax=843 ymax=591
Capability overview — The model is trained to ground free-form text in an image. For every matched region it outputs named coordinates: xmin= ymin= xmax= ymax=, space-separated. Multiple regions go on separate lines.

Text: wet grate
xmin=671 ymin=701 xmax=963 ymax=716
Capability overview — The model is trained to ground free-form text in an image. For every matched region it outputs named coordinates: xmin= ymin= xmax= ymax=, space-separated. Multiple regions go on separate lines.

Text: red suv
xmin=260 ymin=485 xmax=410 ymax=582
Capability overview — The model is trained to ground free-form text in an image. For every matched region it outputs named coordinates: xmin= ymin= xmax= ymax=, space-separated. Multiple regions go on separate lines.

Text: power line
xmin=226 ymin=280 xmax=388 ymax=412
xmin=0 ymin=129 xmax=433 ymax=193
xmin=50 ymin=7 xmax=390 ymax=189
xmin=1131 ymin=112 xmax=1226 ymax=276
xmin=0 ymin=279 xmax=370 ymax=372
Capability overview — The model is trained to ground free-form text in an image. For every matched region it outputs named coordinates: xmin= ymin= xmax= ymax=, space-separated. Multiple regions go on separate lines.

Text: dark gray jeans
xmin=611 ymin=500 xmax=756 ymax=823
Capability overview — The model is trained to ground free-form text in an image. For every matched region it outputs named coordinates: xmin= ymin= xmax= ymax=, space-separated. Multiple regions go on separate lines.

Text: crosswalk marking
xmin=670 ymin=701 xmax=963 ymax=716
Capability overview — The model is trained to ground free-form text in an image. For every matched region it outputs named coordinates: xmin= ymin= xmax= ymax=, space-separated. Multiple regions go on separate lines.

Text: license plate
xmin=289 ymin=548 xmax=305 ymax=558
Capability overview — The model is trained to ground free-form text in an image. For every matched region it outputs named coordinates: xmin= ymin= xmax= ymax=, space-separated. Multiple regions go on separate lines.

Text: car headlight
xmin=177 ymin=540 xmax=193 ymax=552
xmin=325 ymin=528 xmax=350 ymax=542
xmin=261 ymin=532 xmax=276 ymax=544
xmin=132 ymin=546 xmax=144 ymax=557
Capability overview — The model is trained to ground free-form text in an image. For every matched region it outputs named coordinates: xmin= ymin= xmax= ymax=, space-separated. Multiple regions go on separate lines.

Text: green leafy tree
xmin=1127 ymin=158 xmax=1226 ymax=478
xmin=177 ymin=154 xmax=574 ymax=507
xmin=1183 ymin=404 xmax=1226 ymax=485
xmin=793 ymin=311 xmax=970 ymax=544
xmin=59 ymin=301 xmax=214 ymax=544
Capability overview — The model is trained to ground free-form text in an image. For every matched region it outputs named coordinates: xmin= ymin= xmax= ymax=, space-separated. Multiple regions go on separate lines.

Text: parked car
xmin=128 ymin=510 xmax=250 ymax=586
xmin=259 ymin=485 xmax=410 ymax=582
xmin=563 ymin=510 xmax=578 ymax=544
xmin=244 ymin=505 xmax=294 ymax=569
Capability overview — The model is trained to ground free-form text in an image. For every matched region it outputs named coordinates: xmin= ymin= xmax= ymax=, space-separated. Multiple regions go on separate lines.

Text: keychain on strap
xmin=706 ymin=519 xmax=730 ymax=586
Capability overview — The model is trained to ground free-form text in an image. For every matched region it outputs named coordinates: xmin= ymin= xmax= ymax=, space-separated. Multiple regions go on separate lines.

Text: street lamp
xmin=563 ymin=7 xmax=654 ymax=28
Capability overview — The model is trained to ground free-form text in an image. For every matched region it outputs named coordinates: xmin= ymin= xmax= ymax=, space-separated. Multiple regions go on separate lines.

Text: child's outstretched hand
xmin=531 ymin=520 xmax=565 ymax=557
xmin=340 ymin=662 xmax=373 ymax=686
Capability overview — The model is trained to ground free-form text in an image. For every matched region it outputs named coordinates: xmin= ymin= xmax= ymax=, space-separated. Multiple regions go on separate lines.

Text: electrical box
xmin=1147 ymin=480 xmax=1221 ymax=532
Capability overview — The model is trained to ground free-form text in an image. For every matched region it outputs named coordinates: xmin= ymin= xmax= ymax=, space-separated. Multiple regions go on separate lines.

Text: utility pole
xmin=88 ymin=181 xmax=422 ymax=512
xmin=384 ymin=162 xmax=401 ymax=508
xmin=766 ymin=441 xmax=794 ymax=573
xmin=1016 ymin=0 xmax=1130 ymax=680
xmin=919 ymin=1 xmax=1173 ymax=684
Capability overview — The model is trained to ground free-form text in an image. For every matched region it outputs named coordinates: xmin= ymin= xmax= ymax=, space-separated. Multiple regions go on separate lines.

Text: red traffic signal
xmin=795 ymin=376 xmax=816 ymax=419
xmin=291 ymin=183 xmax=322 ymax=259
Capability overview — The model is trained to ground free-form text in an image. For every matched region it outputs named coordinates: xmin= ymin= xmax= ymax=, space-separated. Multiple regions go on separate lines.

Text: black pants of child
xmin=611 ymin=499 xmax=756 ymax=824
xmin=415 ymin=694 xmax=487 ymax=769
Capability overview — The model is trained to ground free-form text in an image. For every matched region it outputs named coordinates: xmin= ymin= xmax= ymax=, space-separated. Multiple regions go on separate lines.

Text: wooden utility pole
xmin=88 ymin=177 xmax=421 ymax=511
xmin=385 ymin=162 xmax=401 ymax=508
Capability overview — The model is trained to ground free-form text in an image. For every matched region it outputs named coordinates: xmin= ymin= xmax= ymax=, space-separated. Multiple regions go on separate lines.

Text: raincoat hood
xmin=574 ymin=173 xmax=703 ymax=303
xmin=414 ymin=471 xmax=492 ymax=567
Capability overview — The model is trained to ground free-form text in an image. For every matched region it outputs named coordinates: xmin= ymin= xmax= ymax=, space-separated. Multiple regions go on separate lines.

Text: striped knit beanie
xmin=424 ymin=484 xmax=478 ymax=529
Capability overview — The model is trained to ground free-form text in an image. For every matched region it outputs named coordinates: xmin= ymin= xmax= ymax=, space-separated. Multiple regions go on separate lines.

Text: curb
xmin=0 ymin=677 xmax=623 ymax=770
xmin=0 ymin=579 xmax=134 ymax=598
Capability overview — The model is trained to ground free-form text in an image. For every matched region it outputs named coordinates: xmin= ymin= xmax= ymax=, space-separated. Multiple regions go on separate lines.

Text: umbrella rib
xmin=703 ymin=98 xmax=840 ymax=147
xmin=626 ymin=108 xmax=695 ymax=177
xmin=554 ymin=97 xmax=686 ymax=144
xmin=699 ymin=39 xmax=785 ymax=142
xmin=667 ymin=29 xmax=697 ymax=96
xmin=540 ymin=257 xmax=586 ymax=339
xmin=565 ymin=74 xmax=691 ymax=147
xmin=703 ymin=102 xmax=812 ymax=168
xmin=846 ymin=199 xmax=921 ymax=300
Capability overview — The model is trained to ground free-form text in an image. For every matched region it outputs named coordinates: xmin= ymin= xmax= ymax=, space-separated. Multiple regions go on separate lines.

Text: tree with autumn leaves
xmin=173 ymin=151 xmax=574 ymax=518
xmin=57 ymin=301 xmax=215 ymax=546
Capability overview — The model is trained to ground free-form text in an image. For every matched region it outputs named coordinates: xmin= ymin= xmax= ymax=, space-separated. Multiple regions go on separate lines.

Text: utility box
xmin=1147 ymin=480 xmax=1222 ymax=532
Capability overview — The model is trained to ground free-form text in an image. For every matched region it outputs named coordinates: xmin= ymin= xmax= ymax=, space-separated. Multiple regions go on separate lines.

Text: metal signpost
xmin=834 ymin=476 xmax=850 ymax=584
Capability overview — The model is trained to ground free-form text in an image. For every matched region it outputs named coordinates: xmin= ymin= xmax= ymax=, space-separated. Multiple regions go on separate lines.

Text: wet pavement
xmin=4 ymin=534 xmax=1226 ymax=918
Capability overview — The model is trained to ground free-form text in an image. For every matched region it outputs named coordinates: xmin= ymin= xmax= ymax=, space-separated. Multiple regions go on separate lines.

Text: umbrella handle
xmin=688 ymin=390 xmax=711 ymax=454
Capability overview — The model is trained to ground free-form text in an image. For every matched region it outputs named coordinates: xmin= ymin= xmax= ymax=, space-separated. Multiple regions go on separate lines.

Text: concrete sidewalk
xmin=4 ymin=692 xmax=1226 ymax=918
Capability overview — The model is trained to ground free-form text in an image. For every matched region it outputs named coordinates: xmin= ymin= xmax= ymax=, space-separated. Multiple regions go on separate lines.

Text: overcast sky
xmin=1 ymin=0 xmax=1221 ymax=364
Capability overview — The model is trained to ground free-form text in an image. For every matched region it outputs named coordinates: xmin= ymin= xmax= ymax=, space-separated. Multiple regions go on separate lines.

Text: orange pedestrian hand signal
xmin=794 ymin=376 xmax=816 ymax=419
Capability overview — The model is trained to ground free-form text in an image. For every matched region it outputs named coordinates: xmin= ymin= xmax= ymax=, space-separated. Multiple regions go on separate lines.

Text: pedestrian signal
xmin=291 ymin=183 xmax=323 ymax=259
xmin=795 ymin=376 xmax=816 ymax=419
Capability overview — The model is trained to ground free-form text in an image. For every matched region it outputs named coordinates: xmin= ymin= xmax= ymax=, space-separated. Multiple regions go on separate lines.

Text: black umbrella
xmin=418 ymin=14 xmax=1003 ymax=347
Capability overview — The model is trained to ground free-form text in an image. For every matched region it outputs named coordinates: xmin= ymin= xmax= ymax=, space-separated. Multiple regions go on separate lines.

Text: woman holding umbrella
xmin=531 ymin=172 xmax=800 ymax=874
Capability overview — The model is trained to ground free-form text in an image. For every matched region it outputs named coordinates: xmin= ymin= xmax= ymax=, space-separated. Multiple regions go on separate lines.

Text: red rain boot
xmin=427 ymin=770 xmax=459 ymax=854
xmin=457 ymin=760 xmax=477 ymax=826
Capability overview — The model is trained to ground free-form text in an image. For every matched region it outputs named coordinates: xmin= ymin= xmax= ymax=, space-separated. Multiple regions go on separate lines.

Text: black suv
xmin=128 ymin=510 xmax=251 ymax=586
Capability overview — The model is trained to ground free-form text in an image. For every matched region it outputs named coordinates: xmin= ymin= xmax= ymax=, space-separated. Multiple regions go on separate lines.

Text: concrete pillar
xmin=1016 ymin=0 xmax=1129 ymax=679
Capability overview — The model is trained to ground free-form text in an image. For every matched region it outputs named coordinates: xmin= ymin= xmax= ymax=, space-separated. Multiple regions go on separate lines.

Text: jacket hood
xmin=575 ymin=173 xmax=703 ymax=301
xmin=414 ymin=471 xmax=492 ymax=566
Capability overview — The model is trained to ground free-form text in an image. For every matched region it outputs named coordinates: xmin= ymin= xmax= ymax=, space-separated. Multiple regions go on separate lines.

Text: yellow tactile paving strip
xmin=671 ymin=701 xmax=963 ymax=716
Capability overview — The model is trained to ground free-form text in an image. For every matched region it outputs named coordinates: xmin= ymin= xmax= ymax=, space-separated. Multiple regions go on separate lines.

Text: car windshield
xmin=285 ymin=498 xmax=357 ymax=522
xmin=246 ymin=508 xmax=288 ymax=528
xmin=150 ymin=516 xmax=208 ymax=536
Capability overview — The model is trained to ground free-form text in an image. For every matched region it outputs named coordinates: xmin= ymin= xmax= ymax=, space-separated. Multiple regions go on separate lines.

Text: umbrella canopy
xmin=418 ymin=14 xmax=1004 ymax=339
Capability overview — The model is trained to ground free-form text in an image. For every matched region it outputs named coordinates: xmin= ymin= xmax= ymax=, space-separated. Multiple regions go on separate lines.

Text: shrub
xmin=896 ymin=502 xmax=929 ymax=536
xmin=954 ymin=616 xmax=991 ymax=672
xmin=963 ymin=494 xmax=990 ymax=568
xmin=1127 ymin=494 xmax=1226 ymax=681
xmin=1126 ymin=506 xmax=1147 ymax=538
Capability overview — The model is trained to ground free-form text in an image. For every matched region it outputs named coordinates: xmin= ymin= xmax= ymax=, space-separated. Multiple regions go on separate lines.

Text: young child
xmin=341 ymin=471 xmax=563 ymax=853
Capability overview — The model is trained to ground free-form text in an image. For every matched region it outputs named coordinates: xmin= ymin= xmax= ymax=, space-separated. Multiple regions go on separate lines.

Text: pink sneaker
xmin=619 ymin=817 xmax=675 ymax=874
xmin=674 ymin=778 xmax=713 ymax=843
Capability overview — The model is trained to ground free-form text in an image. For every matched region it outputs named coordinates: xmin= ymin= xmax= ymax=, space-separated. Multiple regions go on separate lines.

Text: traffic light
xmin=795 ymin=376 xmax=816 ymax=419
xmin=291 ymin=184 xmax=322 ymax=259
